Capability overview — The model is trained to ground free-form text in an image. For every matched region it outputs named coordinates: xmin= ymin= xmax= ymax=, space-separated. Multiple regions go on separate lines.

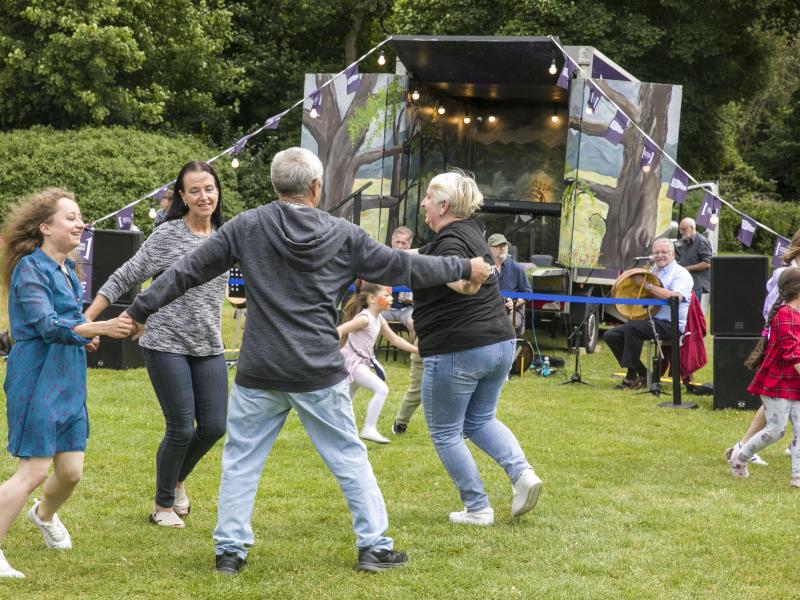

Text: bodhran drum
xmin=610 ymin=268 xmax=663 ymax=320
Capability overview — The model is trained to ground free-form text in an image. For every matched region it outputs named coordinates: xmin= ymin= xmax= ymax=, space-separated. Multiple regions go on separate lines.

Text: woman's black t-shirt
xmin=413 ymin=219 xmax=515 ymax=357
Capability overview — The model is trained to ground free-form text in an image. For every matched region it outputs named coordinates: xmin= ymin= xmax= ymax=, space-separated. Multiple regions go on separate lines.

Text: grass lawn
xmin=0 ymin=325 xmax=791 ymax=599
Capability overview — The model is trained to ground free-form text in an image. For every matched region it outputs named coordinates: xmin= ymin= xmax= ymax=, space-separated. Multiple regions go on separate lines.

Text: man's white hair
xmin=271 ymin=147 xmax=324 ymax=197
xmin=652 ymin=237 xmax=675 ymax=254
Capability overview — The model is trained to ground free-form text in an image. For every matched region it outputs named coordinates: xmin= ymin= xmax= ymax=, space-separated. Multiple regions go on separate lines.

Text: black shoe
xmin=391 ymin=421 xmax=407 ymax=435
xmin=216 ymin=551 xmax=246 ymax=576
xmin=357 ymin=547 xmax=408 ymax=572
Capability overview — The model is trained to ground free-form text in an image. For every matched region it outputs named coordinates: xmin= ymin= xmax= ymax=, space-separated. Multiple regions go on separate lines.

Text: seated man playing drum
xmin=603 ymin=238 xmax=694 ymax=390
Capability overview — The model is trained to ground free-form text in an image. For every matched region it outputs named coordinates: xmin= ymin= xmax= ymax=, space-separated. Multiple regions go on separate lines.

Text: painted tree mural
xmin=301 ymin=73 xmax=407 ymax=231
xmin=563 ymin=80 xmax=681 ymax=270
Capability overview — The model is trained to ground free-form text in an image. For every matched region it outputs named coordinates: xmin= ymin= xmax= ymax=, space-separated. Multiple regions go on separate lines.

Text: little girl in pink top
xmin=338 ymin=282 xmax=418 ymax=444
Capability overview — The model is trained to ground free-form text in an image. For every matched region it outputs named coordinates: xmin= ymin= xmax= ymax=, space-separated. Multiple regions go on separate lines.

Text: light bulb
xmin=488 ymin=115 xmax=496 ymax=123
xmin=585 ymin=105 xmax=594 ymax=115
xmin=149 ymin=207 xmax=157 ymax=219
xmin=549 ymin=59 xmax=557 ymax=75
xmin=463 ymin=116 xmax=471 ymax=124
xmin=411 ymin=89 xmax=420 ymax=101
xmin=309 ymin=107 xmax=318 ymax=119
xmin=378 ymin=51 xmax=386 ymax=66
xmin=641 ymin=164 xmax=651 ymax=174
xmin=709 ymin=212 xmax=719 ymax=225
xmin=551 ymin=113 xmax=559 ymax=123
xmin=231 ymin=157 xmax=240 ymax=169
xmin=437 ymin=105 xmax=446 ymax=115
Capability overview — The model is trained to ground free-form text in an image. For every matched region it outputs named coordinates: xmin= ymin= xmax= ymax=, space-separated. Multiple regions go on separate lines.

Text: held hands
xmin=104 ymin=314 xmax=135 ymax=339
xmin=468 ymin=257 xmax=492 ymax=286
xmin=85 ymin=336 xmax=101 ymax=352
xmin=119 ymin=311 xmax=145 ymax=341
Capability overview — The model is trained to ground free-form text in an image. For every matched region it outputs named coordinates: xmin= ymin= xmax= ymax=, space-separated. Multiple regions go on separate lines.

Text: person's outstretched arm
xmin=125 ymin=215 xmax=243 ymax=326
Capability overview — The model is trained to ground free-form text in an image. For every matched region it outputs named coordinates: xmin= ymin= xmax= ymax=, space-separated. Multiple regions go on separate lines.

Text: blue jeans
xmin=422 ymin=339 xmax=531 ymax=511
xmin=142 ymin=349 xmax=228 ymax=508
xmin=213 ymin=381 xmax=392 ymax=559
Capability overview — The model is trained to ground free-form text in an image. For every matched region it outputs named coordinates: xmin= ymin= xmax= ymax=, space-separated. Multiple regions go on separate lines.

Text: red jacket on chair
xmin=679 ymin=294 xmax=707 ymax=376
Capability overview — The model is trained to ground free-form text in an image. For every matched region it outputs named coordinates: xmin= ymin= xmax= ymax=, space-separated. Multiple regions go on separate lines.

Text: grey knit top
xmin=97 ymin=218 xmax=227 ymax=356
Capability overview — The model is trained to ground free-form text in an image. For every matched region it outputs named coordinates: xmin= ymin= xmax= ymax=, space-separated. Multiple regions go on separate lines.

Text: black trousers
xmin=142 ymin=349 xmax=228 ymax=507
xmin=603 ymin=318 xmax=673 ymax=378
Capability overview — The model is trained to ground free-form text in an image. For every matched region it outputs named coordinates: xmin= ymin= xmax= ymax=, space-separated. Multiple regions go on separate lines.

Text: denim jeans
xmin=142 ymin=349 xmax=228 ymax=508
xmin=213 ymin=381 xmax=392 ymax=559
xmin=421 ymin=339 xmax=531 ymax=511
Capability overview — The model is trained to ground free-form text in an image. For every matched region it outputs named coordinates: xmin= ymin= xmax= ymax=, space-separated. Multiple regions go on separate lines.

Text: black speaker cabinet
xmin=91 ymin=229 xmax=144 ymax=304
xmin=711 ymin=255 xmax=768 ymax=337
xmin=713 ymin=336 xmax=761 ymax=410
xmin=84 ymin=303 xmax=145 ymax=370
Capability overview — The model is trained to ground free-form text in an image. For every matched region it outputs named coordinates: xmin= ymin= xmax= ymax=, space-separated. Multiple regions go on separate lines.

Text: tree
xmin=302 ymin=74 xmax=406 ymax=214
xmin=569 ymin=82 xmax=674 ymax=267
xmin=0 ymin=0 xmax=242 ymax=134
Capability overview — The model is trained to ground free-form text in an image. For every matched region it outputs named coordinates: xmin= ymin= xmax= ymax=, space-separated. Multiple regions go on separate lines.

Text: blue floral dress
xmin=4 ymin=248 xmax=92 ymax=457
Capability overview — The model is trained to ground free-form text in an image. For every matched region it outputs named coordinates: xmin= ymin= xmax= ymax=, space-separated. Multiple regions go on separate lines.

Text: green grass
xmin=0 ymin=330 xmax=791 ymax=599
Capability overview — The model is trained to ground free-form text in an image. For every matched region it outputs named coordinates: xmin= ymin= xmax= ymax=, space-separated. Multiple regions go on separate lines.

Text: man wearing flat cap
xmin=488 ymin=233 xmax=531 ymax=337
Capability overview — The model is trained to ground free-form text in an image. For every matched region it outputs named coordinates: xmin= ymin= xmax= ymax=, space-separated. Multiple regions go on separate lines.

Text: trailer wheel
xmin=582 ymin=304 xmax=599 ymax=354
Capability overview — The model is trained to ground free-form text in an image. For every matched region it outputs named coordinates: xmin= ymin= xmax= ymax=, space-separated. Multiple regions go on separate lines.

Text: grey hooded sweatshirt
xmin=127 ymin=201 xmax=472 ymax=392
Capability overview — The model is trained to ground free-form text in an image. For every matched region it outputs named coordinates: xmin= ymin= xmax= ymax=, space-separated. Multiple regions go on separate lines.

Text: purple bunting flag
xmin=345 ymin=63 xmax=362 ymax=94
xmin=591 ymin=54 xmax=633 ymax=81
xmin=77 ymin=228 xmax=94 ymax=302
xmin=666 ymin=167 xmax=689 ymax=204
xmin=773 ymin=236 xmax=791 ymax=267
xmin=116 ymin=205 xmax=134 ymax=230
xmin=640 ymin=139 xmax=657 ymax=173
xmin=264 ymin=113 xmax=282 ymax=130
xmin=78 ymin=228 xmax=94 ymax=262
xmin=232 ymin=135 xmax=250 ymax=156
xmin=586 ymin=84 xmax=601 ymax=114
xmin=695 ymin=192 xmax=722 ymax=230
xmin=603 ymin=110 xmax=629 ymax=145
xmin=151 ymin=184 xmax=170 ymax=201
xmin=309 ymin=89 xmax=322 ymax=116
xmin=737 ymin=215 xmax=757 ymax=247
xmin=556 ymin=55 xmax=578 ymax=90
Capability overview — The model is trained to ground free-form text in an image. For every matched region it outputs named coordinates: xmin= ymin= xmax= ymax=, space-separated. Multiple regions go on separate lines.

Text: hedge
xmin=0 ymin=126 xmax=247 ymax=235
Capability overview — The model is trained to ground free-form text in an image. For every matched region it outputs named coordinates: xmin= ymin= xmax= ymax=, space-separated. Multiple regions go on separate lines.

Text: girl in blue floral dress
xmin=0 ymin=189 xmax=132 ymax=579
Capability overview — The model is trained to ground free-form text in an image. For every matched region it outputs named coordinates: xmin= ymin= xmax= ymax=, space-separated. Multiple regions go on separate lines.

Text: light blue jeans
xmin=422 ymin=339 xmax=531 ymax=511
xmin=213 ymin=381 xmax=393 ymax=558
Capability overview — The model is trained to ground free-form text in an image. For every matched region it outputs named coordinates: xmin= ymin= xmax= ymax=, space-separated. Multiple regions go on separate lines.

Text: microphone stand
xmin=637 ymin=308 xmax=664 ymax=397
xmin=562 ymin=309 xmax=592 ymax=386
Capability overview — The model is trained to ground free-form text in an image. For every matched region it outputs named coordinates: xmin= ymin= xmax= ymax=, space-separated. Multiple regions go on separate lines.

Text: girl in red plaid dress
xmin=728 ymin=268 xmax=800 ymax=483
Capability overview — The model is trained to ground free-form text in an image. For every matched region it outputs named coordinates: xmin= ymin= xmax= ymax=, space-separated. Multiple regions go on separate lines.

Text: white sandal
xmin=149 ymin=509 xmax=185 ymax=528
xmin=173 ymin=487 xmax=190 ymax=517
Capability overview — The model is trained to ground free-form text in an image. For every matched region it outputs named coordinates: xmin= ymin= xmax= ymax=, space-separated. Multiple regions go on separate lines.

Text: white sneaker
xmin=27 ymin=499 xmax=72 ymax=550
xmin=359 ymin=428 xmax=390 ymax=444
xmin=511 ymin=468 xmax=543 ymax=517
xmin=449 ymin=506 xmax=494 ymax=526
xmin=0 ymin=550 xmax=24 ymax=579
xmin=735 ymin=442 xmax=767 ymax=466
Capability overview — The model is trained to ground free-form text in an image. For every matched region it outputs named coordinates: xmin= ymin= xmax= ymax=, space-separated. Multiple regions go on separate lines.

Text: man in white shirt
xmin=603 ymin=238 xmax=694 ymax=390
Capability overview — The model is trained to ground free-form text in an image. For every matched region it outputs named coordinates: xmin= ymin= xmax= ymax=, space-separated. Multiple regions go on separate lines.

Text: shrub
xmin=0 ymin=126 xmax=245 ymax=235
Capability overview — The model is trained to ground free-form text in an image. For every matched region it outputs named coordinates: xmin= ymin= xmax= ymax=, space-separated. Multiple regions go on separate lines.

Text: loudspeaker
xmin=84 ymin=303 xmax=145 ymax=370
xmin=711 ymin=255 xmax=768 ymax=337
xmin=91 ymin=229 xmax=144 ymax=304
xmin=713 ymin=336 xmax=761 ymax=410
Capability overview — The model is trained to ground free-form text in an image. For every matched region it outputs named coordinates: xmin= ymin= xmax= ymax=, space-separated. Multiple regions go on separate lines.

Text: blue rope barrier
xmin=228 ymin=280 xmax=668 ymax=306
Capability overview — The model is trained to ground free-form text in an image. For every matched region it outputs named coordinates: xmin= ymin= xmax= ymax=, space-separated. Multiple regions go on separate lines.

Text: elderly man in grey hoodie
xmin=125 ymin=147 xmax=491 ymax=575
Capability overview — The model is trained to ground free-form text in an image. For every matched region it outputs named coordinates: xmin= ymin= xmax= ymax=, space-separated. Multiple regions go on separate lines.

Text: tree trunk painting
xmin=565 ymin=80 xmax=679 ymax=270
xmin=301 ymin=73 xmax=407 ymax=230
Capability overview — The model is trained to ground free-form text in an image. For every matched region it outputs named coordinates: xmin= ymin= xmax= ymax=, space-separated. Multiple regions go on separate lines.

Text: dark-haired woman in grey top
xmin=84 ymin=161 xmax=228 ymax=528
